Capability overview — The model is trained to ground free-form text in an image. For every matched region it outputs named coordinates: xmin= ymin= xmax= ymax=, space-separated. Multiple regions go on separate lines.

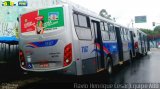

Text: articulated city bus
xmin=18 ymin=2 xmax=146 ymax=75
xmin=131 ymin=28 xmax=148 ymax=56
xmin=138 ymin=29 xmax=148 ymax=55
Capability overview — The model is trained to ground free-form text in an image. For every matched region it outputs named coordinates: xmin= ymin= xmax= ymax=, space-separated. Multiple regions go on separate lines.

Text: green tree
xmin=140 ymin=28 xmax=156 ymax=35
xmin=154 ymin=25 xmax=160 ymax=34
xmin=140 ymin=27 xmax=160 ymax=40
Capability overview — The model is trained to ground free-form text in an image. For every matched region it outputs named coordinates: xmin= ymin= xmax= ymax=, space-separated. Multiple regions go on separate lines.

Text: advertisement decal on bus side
xmin=21 ymin=7 xmax=64 ymax=34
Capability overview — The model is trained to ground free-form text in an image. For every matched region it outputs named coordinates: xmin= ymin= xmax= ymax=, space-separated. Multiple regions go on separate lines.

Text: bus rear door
xmin=91 ymin=20 xmax=105 ymax=72
xmin=130 ymin=31 xmax=136 ymax=57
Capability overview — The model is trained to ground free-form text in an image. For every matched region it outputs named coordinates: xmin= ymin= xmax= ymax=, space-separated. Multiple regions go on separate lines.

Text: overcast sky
xmin=69 ymin=0 xmax=160 ymax=29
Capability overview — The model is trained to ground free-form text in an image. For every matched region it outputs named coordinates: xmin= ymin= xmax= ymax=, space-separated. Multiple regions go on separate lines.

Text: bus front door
xmin=115 ymin=27 xmax=123 ymax=63
xmin=91 ymin=20 xmax=105 ymax=72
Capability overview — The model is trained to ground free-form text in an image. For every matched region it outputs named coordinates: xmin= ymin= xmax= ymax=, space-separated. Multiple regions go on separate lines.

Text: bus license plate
xmin=40 ymin=63 xmax=49 ymax=68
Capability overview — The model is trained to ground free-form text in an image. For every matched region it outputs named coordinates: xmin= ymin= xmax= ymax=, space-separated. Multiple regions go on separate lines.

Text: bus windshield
xmin=20 ymin=7 xmax=64 ymax=35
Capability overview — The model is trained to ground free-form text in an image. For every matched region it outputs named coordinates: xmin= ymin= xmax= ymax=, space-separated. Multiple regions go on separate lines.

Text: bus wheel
xmin=145 ymin=52 xmax=148 ymax=55
xmin=107 ymin=56 xmax=113 ymax=75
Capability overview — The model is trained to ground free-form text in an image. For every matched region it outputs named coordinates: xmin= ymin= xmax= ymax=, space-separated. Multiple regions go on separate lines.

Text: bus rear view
xmin=19 ymin=5 xmax=72 ymax=71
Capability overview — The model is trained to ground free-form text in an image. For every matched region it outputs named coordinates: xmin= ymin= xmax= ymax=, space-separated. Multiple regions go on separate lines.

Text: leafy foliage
xmin=140 ymin=25 xmax=160 ymax=40
xmin=154 ymin=25 xmax=160 ymax=33
xmin=140 ymin=29 xmax=157 ymax=35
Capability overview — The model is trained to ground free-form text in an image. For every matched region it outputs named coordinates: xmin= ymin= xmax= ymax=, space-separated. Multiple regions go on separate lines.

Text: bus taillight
xmin=19 ymin=50 xmax=26 ymax=67
xmin=63 ymin=43 xmax=72 ymax=67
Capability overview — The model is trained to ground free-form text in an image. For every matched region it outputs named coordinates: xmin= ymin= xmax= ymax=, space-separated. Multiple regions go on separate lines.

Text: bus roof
xmin=67 ymin=2 xmax=127 ymax=28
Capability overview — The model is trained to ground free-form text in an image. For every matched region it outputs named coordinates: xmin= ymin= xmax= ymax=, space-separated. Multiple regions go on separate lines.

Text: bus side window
xmin=91 ymin=21 xmax=95 ymax=38
xmin=100 ymin=22 xmax=105 ymax=31
xmin=113 ymin=26 xmax=116 ymax=40
xmin=111 ymin=25 xmax=114 ymax=40
xmin=127 ymin=29 xmax=130 ymax=41
xmin=100 ymin=22 xmax=104 ymax=40
xmin=120 ymin=28 xmax=123 ymax=40
xmin=73 ymin=13 xmax=78 ymax=26
xmin=110 ymin=24 xmax=115 ymax=40
xmin=123 ymin=28 xmax=127 ymax=41
xmin=73 ymin=12 xmax=92 ymax=40
xmin=125 ymin=29 xmax=129 ymax=41
xmin=104 ymin=22 xmax=110 ymax=40
xmin=101 ymin=22 xmax=109 ymax=41
xmin=123 ymin=28 xmax=126 ymax=41
xmin=100 ymin=22 xmax=109 ymax=41
xmin=78 ymin=14 xmax=89 ymax=27
xmin=107 ymin=23 xmax=110 ymax=40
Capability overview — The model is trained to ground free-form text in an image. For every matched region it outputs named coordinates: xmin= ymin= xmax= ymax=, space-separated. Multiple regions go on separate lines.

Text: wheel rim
xmin=108 ymin=63 xmax=112 ymax=74
xmin=107 ymin=57 xmax=112 ymax=74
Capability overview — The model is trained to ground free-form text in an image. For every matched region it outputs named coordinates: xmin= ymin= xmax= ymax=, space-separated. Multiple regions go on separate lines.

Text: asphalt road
xmin=0 ymin=47 xmax=160 ymax=89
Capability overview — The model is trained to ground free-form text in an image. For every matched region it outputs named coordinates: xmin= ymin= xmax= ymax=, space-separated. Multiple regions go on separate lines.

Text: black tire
xmin=145 ymin=52 xmax=148 ymax=55
xmin=107 ymin=56 xmax=113 ymax=75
